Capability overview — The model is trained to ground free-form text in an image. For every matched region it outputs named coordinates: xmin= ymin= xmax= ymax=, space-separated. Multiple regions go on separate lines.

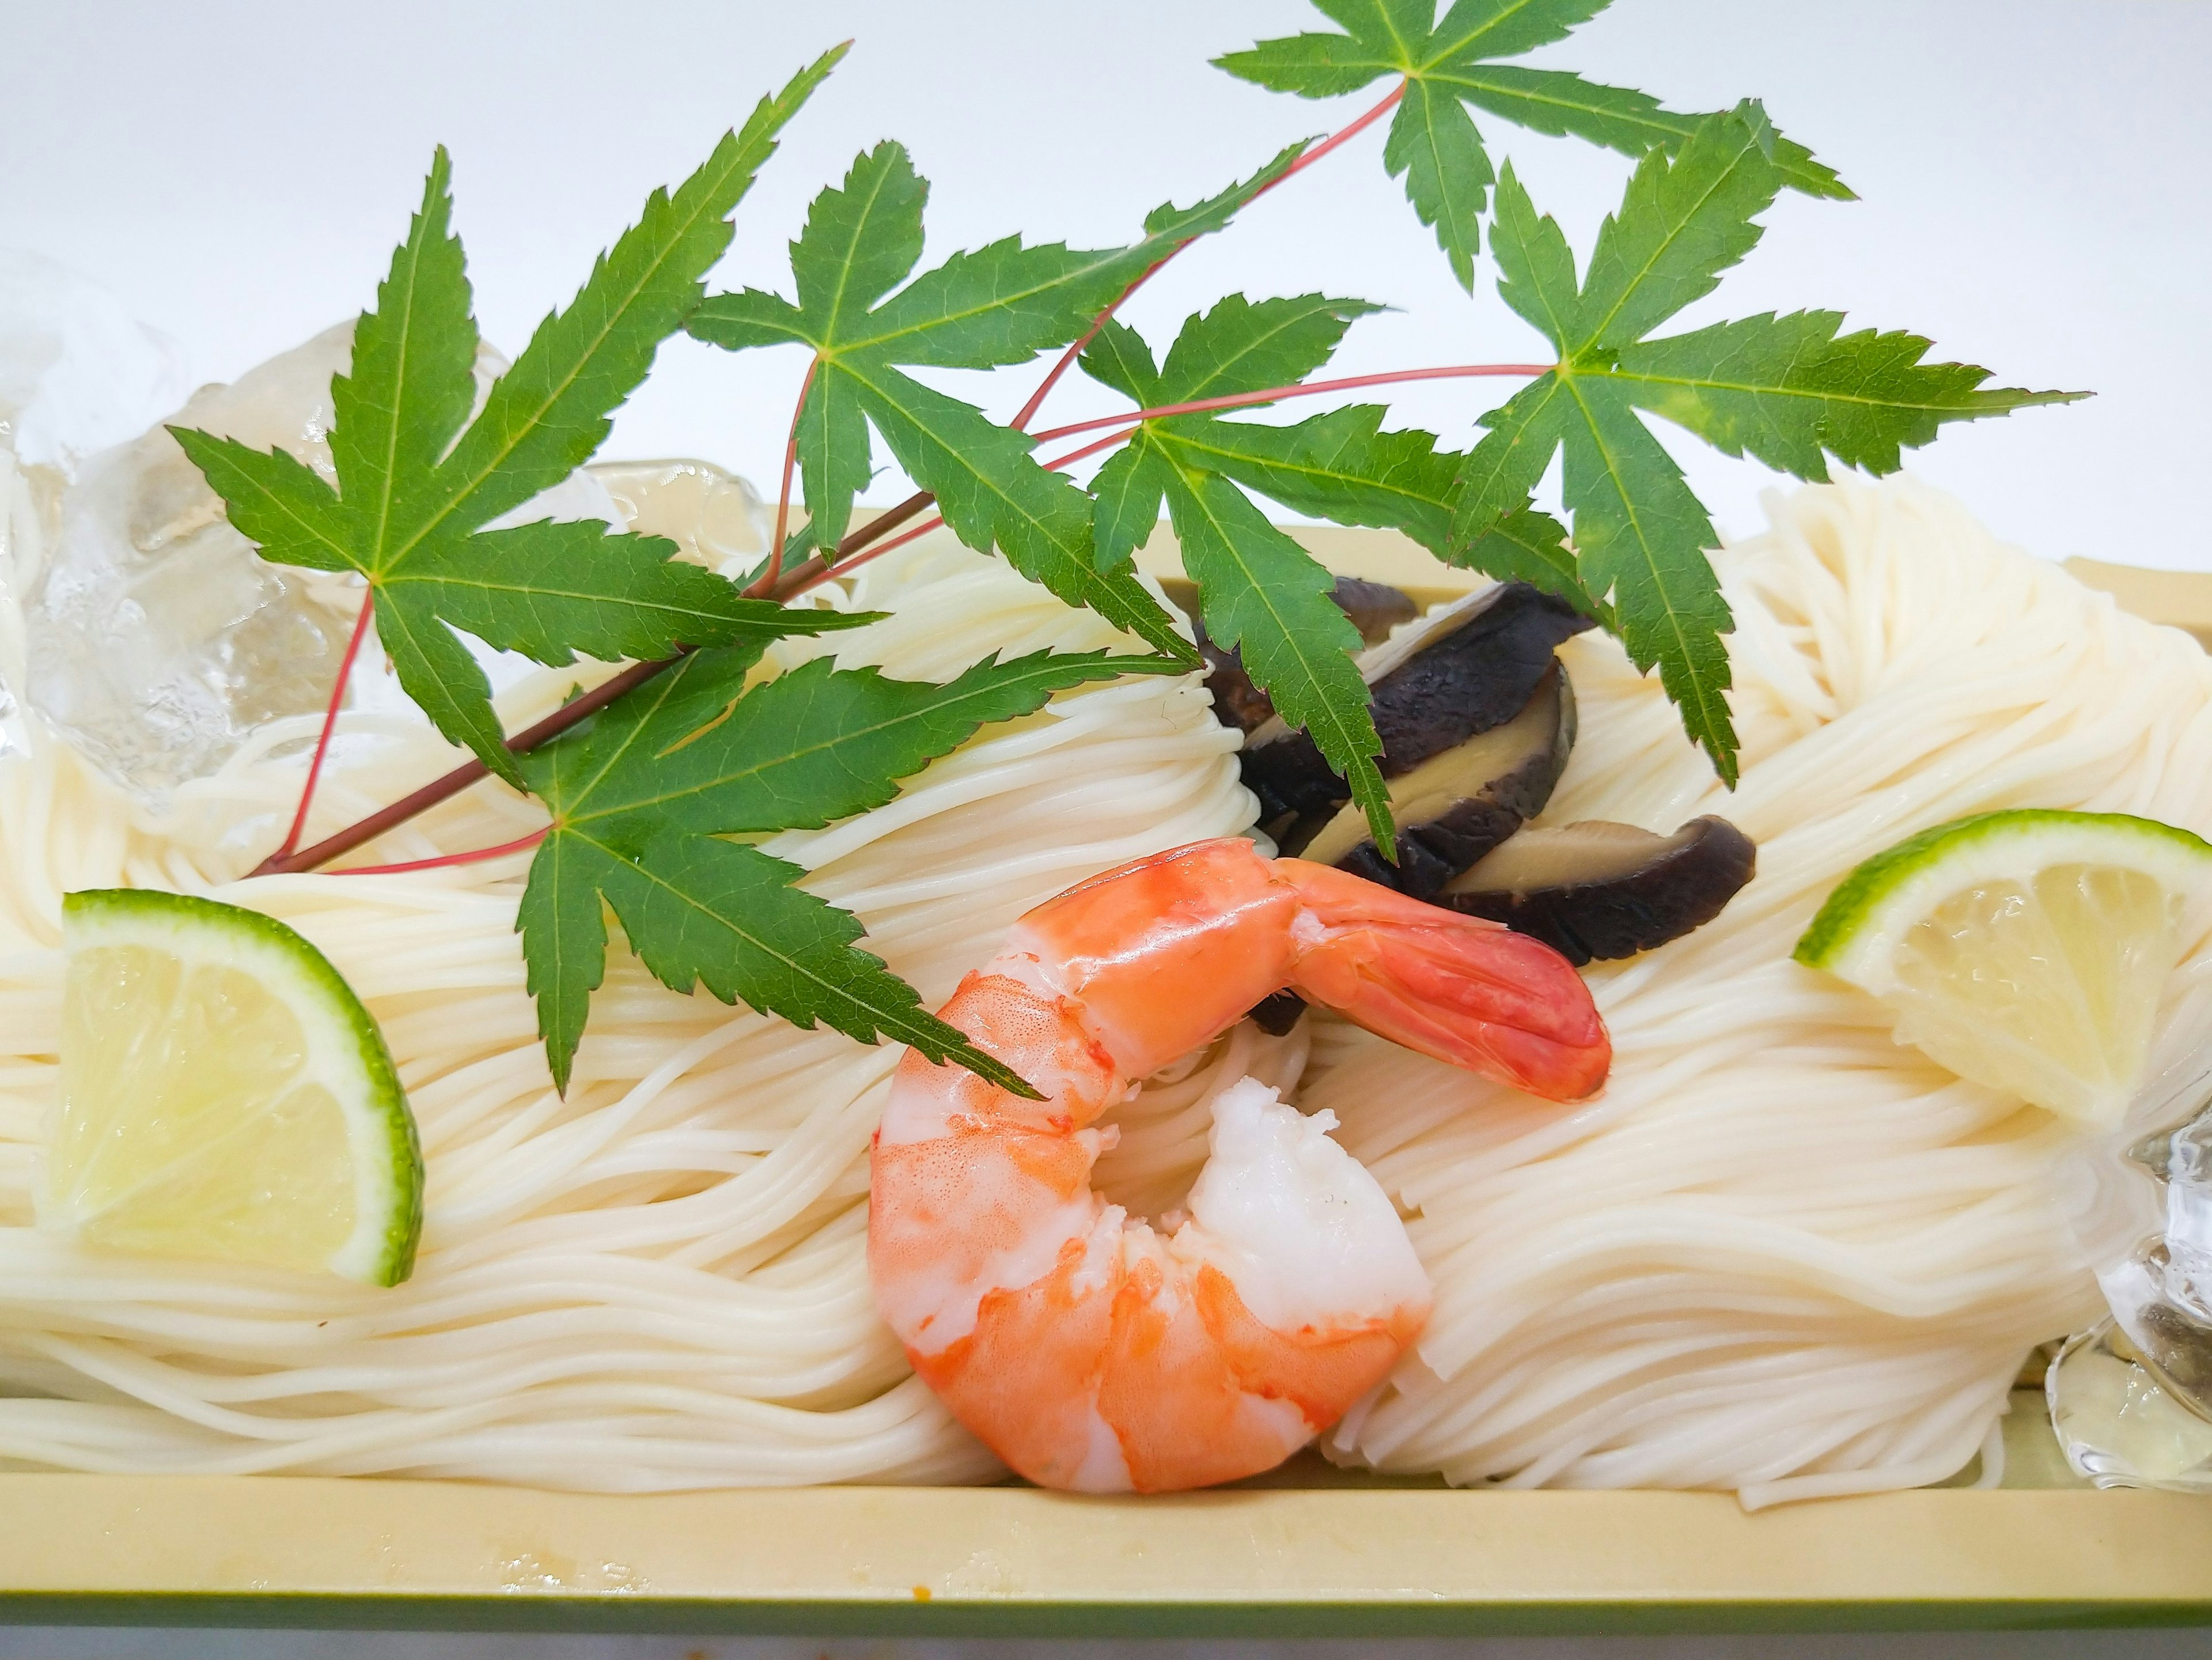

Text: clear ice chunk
xmin=0 ymin=248 xmax=190 ymax=470
xmin=2051 ymin=1084 xmax=2212 ymax=1489
xmin=13 ymin=320 xmax=605 ymax=797
xmin=2049 ymin=1319 xmax=2212 ymax=1491
xmin=24 ymin=322 xmax=369 ymax=795
xmin=2 ymin=250 xmax=192 ymax=765
xmin=5 ymin=270 xmax=768 ymax=800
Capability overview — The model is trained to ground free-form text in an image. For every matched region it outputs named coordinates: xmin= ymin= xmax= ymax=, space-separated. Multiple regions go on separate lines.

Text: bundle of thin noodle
xmin=1020 ymin=479 xmax=2210 ymax=1506
xmin=2 ymin=474 xmax=2196 ymax=1502
xmin=0 ymin=535 xmax=1262 ymax=1486
xmin=1313 ymin=478 xmax=2206 ymax=1506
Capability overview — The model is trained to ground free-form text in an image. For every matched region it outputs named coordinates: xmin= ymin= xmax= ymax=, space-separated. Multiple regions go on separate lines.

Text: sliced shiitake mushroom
xmin=1329 ymin=576 xmax=1422 ymax=645
xmin=1200 ymin=646 xmax=1280 ymax=735
xmin=1241 ymin=581 xmax=1593 ymax=821
xmin=1441 ymin=816 xmax=1756 ymax=965
xmin=1199 ymin=576 xmax=1419 ymax=736
xmin=1286 ymin=663 xmax=1576 ymax=899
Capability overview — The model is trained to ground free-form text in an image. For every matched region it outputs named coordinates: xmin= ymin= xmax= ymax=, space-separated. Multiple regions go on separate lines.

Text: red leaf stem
xmin=1027 ymin=361 xmax=1552 ymax=444
xmin=273 ymin=589 xmax=376 ymax=862
xmin=325 ymin=826 xmax=550 ymax=878
xmin=777 ymin=425 xmax=1142 ymax=593
xmin=749 ymin=355 xmax=819 ymax=599
xmin=1008 ymin=255 xmax=1168 ymax=434
xmin=1038 ymin=426 xmax=1148 ymax=474
xmin=1279 ymin=77 xmax=1407 ymax=178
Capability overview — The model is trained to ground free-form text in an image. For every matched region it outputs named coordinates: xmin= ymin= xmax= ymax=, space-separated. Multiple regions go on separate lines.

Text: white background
xmin=4 ymin=3 xmax=2211 ymax=1655
xmin=5 ymin=0 xmax=2209 ymax=566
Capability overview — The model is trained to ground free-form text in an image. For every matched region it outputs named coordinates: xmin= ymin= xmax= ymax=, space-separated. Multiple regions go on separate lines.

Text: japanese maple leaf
xmin=1080 ymin=287 xmax=1612 ymax=854
xmin=1217 ymin=0 xmax=1849 ymax=289
xmin=1448 ymin=104 xmax=2082 ymax=782
xmin=517 ymin=641 xmax=1181 ymax=1091
xmin=1078 ymin=292 xmax=1407 ymax=846
xmin=175 ymin=52 xmax=847 ymax=785
xmin=685 ymin=139 xmax=1308 ymax=662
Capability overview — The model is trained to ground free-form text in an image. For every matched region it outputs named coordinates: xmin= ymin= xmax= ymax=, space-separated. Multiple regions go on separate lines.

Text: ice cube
xmin=18 ymin=322 xmax=517 ymax=797
xmin=24 ymin=322 xmax=362 ymax=795
xmin=0 ymin=248 xmax=190 ymax=470
xmin=2 ymin=250 xmax=190 ymax=766
xmin=2048 ymin=1319 xmax=2212 ymax=1491
xmin=10 ymin=282 xmax=764 ymax=800
xmin=2055 ymin=1096 xmax=2212 ymax=1488
xmin=0 ymin=447 xmax=63 ymax=761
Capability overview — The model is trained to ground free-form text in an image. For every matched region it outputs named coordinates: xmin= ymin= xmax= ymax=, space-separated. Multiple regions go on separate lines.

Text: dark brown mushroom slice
xmin=1240 ymin=581 xmax=1594 ymax=821
xmin=1200 ymin=642 xmax=1280 ymax=735
xmin=1287 ymin=663 xmax=1577 ymax=899
xmin=1441 ymin=816 xmax=1756 ymax=966
xmin=1329 ymin=576 xmax=1421 ymax=644
xmin=1198 ymin=576 xmax=1419 ymax=736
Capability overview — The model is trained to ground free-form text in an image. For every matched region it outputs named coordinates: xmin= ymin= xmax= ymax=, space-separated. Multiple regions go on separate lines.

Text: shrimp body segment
xmin=868 ymin=837 xmax=1609 ymax=1492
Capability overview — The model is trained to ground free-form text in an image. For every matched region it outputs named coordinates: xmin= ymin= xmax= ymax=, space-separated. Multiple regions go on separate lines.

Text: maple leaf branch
xmin=248 ymin=350 xmax=1554 ymax=879
xmin=249 ymin=501 xmax=942 ymax=878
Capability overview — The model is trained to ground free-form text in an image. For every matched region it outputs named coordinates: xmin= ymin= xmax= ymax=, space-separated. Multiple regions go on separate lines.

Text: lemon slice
xmin=1794 ymin=810 xmax=2212 ymax=1126
xmin=41 ymin=889 xmax=421 ymax=1284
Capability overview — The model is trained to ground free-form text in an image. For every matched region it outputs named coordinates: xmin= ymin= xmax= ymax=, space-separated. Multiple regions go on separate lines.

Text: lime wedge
xmin=1794 ymin=810 xmax=2212 ymax=1126
xmin=41 ymin=889 xmax=422 ymax=1284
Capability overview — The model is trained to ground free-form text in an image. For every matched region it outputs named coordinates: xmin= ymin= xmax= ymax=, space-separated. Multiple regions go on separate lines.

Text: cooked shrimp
xmin=869 ymin=836 xmax=1608 ymax=1492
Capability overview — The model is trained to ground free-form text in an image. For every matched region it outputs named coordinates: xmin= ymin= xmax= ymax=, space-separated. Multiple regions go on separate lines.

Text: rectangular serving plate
xmin=6 ymin=527 xmax=2209 ymax=1637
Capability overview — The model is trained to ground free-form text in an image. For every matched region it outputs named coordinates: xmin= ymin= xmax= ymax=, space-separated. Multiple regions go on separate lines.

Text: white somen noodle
xmin=0 ymin=478 xmax=2202 ymax=1502
xmin=1304 ymin=478 xmax=2207 ymax=1507
xmin=0 ymin=534 xmax=1252 ymax=1484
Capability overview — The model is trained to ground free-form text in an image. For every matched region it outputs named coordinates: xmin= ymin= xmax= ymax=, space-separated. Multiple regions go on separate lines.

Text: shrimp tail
xmin=873 ymin=837 xmax=1612 ymax=1494
xmin=1280 ymin=857 xmax=1611 ymax=1102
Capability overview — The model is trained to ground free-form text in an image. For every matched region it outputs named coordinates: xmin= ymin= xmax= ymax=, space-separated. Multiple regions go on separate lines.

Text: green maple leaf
xmin=685 ymin=141 xmax=1304 ymax=662
xmin=517 ymin=642 xmax=1184 ymax=1091
xmin=1081 ymin=293 xmax=1432 ymax=850
xmin=1447 ymin=105 xmax=2085 ymax=783
xmin=173 ymin=51 xmax=847 ymax=785
xmin=1215 ymin=1 xmax=1850 ymax=290
xmin=1156 ymin=402 xmax=1604 ymax=621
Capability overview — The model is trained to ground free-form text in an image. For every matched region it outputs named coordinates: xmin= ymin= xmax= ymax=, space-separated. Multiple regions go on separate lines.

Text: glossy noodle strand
xmin=1 ymin=482 xmax=2206 ymax=1502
